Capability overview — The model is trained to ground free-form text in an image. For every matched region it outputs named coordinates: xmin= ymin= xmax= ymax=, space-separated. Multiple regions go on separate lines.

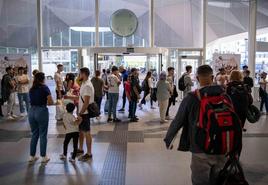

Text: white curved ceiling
xmin=0 ymin=0 xmax=268 ymax=48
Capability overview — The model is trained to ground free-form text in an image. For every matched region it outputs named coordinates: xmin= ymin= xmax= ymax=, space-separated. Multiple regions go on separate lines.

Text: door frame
xmin=88 ymin=47 xmax=167 ymax=74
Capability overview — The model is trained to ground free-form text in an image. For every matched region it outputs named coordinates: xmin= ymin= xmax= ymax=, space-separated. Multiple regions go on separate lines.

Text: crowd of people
xmin=0 ymin=63 xmax=267 ymax=184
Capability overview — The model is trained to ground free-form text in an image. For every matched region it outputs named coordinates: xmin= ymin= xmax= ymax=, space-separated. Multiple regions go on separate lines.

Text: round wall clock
xmin=110 ymin=9 xmax=138 ymax=37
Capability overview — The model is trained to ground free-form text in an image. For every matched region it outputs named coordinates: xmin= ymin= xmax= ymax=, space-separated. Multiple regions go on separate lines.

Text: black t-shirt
xmin=29 ymin=85 xmax=51 ymax=106
xmin=130 ymin=75 xmax=141 ymax=100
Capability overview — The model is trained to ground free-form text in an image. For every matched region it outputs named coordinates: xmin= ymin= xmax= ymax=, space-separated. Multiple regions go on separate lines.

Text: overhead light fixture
xmin=208 ymin=2 xmax=231 ymax=8
xmin=70 ymin=27 xmax=111 ymax=32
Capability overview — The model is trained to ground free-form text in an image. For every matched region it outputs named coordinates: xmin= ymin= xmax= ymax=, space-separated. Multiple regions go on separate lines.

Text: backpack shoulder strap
xmin=195 ymin=89 xmax=201 ymax=101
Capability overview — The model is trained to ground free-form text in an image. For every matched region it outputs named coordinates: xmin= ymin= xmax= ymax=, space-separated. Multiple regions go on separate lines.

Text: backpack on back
xmin=195 ymin=90 xmax=242 ymax=155
xmin=178 ymin=74 xmax=186 ymax=91
xmin=141 ymin=79 xmax=149 ymax=92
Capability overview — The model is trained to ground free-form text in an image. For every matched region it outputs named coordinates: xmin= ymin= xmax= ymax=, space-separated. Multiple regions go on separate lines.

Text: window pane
xmin=154 ymin=0 xmax=203 ymax=47
xmin=42 ymin=0 xmax=95 ymax=47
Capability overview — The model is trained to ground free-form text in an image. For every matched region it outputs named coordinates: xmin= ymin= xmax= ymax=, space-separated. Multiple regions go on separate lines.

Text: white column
xmin=248 ymin=0 xmax=257 ymax=80
xmin=95 ymin=0 xmax=99 ymax=47
xmin=37 ymin=0 xmax=43 ymax=71
xmin=202 ymin=0 xmax=207 ymax=65
xmin=149 ymin=0 xmax=154 ymax=47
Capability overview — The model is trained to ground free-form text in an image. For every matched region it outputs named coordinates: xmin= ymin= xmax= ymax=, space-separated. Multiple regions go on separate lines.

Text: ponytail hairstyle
xmin=31 ymin=72 xmax=45 ymax=90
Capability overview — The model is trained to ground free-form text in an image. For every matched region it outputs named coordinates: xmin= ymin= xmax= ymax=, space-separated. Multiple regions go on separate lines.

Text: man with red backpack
xmin=164 ymin=65 xmax=243 ymax=185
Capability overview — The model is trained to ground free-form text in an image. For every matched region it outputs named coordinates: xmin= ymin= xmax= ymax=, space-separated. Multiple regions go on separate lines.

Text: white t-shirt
xmin=16 ymin=74 xmax=30 ymax=93
xmin=63 ymin=113 xmax=79 ymax=134
xmin=79 ymin=79 xmax=94 ymax=114
xmin=107 ymin=74 xmax=120 ymax=93
xmin=54 ymin=72 xmax=63 ymax=91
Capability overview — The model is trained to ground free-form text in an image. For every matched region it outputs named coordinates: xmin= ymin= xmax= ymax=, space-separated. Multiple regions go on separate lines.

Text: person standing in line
xmin=259 ymin=72 xmax=268 ymax=114
xmin=60 ymin=103 xmax=82 ymax=163
xmin=129 ymin=68 xmax=141 ymax=122
xmin=139 ymin=71 xmax=153 ymax=109
xmin=107 ymin=66 xmax=121 ymax=123
xmin=66 ymin=67 xmax=95 ymax=161
xmin=156 ymin=71 xmax=172 ymax=123
xmin=183 ymin=65 xmax=194 ymax=97
xmin=101 ymin=69 xmax=107 ymax=83
xmin=242 ymin=65 xmax=248 ymax=73
xmin=16 ymin=67 xmax=30 ymax=117
xmin=118 ymin=66 xmax=129 ymax=112
xmin=215 ymin=68 xmax=228 ymax=87
xmin=54 ymin=64 xmax=64 ymax=121
xmin=91 ymin=70 xmax=104 ymax=116
xmin=227 ymin=70 xmax=251 ymax=132
xmin=28 ymin=72 xmax=54 ymax=164
xmin=103 ymin=69 xmax=111 ymax=113
xmin=1 ymin=67 xmax=17 ymax=120
xmin=164 ymin=65 xmax=229 ymax=185
xmin=243 ymin=69 xmax=254 ymax=92
xmin=166 ymin=67 xmax=175 ymax=119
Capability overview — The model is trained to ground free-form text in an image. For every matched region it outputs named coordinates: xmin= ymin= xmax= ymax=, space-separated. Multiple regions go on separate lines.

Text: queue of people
xmin=0 ymin=63 xmax=267 ymax=184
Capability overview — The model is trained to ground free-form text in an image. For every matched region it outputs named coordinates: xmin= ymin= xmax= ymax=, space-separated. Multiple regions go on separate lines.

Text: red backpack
xmin=195 ymin=90 xmax=242 ymax=155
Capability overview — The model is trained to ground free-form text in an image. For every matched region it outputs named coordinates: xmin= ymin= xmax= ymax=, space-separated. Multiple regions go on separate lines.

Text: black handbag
xmin=80 ymin=97 xmax=100 ymax=118
xmin=215 ymin=156 xmax=249 ymax=185
xmin=246 ymin=104 xmax=261 ymax=124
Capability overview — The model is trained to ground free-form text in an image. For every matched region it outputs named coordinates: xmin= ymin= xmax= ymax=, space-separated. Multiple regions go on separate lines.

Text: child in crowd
xmin=60 ymin=103 xmax=82 ymax=163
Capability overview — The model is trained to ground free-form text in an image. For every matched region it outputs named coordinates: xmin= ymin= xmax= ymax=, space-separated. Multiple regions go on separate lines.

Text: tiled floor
xmin=0 ymin=98 xmax=268 ymax=185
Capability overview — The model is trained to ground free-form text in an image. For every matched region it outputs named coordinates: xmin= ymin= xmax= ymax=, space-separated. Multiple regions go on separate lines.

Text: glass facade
xmin=154 ymin=0 xmax=203 ymax=48
xmin=0 ymin=0 xmax=268 ymax=78
xmin=206 ymin=0 xmax=249 ymax=66
xmin=42 ymin=0 xmax=96 ymax=47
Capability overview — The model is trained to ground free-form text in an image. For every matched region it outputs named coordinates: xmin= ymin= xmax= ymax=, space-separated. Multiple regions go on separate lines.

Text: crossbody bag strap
xmin=80 ymin=96 xmax=84 ymax=103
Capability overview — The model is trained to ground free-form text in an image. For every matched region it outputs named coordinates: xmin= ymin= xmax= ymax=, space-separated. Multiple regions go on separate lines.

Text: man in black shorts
xmin=75 ymin=67 xmax=95 ymax=161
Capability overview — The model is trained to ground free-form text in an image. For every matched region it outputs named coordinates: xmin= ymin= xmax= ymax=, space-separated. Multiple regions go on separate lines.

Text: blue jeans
xmin=28 ymin=106 xmax=49 ymax=157
xmin=108 ymin=93 xmax=119 ymax=119
xmin=18 ymin=93 xmax=30 ymax=113
xmin=94 ymin=96 xmax=103 ymax=112
xmin=129 ymin=100 xmax=137 ymax=119
xmin=260 ymin=95 xmax=268 ymax=112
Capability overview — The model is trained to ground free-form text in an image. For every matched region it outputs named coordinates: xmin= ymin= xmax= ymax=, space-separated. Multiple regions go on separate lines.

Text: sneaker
xmin=60 ymin=154 xmax=66 ymax=160
xmin=69 ymin=157 xmax=76 ymax=163
xmin=28 ymin=156 xmax=39 ymax=163
xmin=20 ymin=112 xmax=27 ymax=117
xmin=107 ymin=118 xmax=113 ymax=123
xmin=41 ymin=156 xmax=50 ymax=163
xmin=79 ymin=154 xmax=93 ymax=161
xmin=113 ymin=118 xmax=121 ymax=122
xmin=118 ymin=108 xmax=125 ymax=112
xmin=7 ymin=116 xmax=15 ymax=120
xmin=11 ymin=115 xmax=19 ymax=118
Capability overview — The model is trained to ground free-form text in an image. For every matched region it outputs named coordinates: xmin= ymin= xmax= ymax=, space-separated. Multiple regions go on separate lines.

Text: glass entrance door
xmin=177 ymin=54 xmax=201 ymax=100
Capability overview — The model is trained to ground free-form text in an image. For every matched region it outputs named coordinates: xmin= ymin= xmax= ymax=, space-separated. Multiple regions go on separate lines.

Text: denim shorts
xmin=79 ymin=114 xmax=90 ymax=132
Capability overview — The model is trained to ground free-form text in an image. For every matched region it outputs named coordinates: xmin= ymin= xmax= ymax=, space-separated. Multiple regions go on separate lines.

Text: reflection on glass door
xmin=147 ymin=55 xmax=159 ymax=81
xmin=42 ymin=49 xmax=79 ymax=79
xmin=180 ymin=58 xmax=199 ymax=77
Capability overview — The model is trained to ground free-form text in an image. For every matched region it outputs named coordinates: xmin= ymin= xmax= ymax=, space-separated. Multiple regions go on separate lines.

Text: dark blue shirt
xmin=29 ymin=85 xmax=51 ymax=106
xmin=121 ymin=70 xmax=129 ymax=82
